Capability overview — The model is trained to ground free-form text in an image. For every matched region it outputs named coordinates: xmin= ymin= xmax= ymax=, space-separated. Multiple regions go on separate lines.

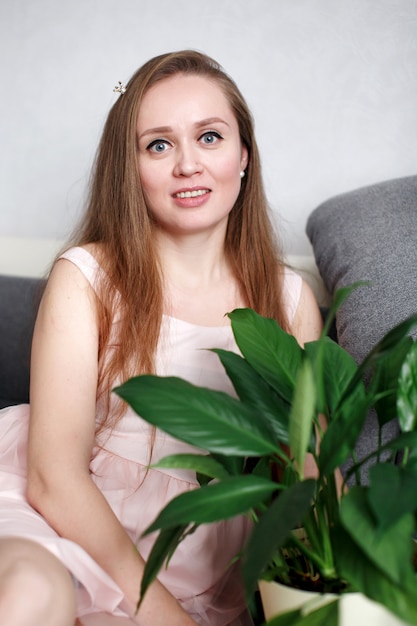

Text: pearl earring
xmin=240 ymin=170 xmax=245 ymax=179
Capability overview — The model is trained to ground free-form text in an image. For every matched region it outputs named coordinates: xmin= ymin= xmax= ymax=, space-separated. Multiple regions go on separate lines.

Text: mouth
xmin=174 ymin=189 xmax=210 ymax=199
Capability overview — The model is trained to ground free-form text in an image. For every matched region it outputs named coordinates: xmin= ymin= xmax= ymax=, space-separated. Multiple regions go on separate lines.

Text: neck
xmin=155 ymin=229 xmax=231 ymax=290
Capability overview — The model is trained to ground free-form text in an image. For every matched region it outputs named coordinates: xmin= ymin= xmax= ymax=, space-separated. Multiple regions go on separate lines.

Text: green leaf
xmin=266 ymin=598 xmax=338 ymax=626
xmin=242 ymin=480 xmax=316 ymax=593
xmin=210 ymin=452 xmax=245 ymax=476
xmin=115 ymin=376 xmax=279 ymax=456
xmin=304 ymin=337 xmax=359 ymax=418
xmin=305 ymin=339 xmax=369 ymax=475
xmin=143 ymin=475 xmax=278 ymax=535
xmin=305 ymin=337 xmax=364 ymax=414
xmin=370 ymin=337 xmax=413 ymax=427
xmin=249 ymin=455 xmax=273 ymax=479
xmin=212 ymin=348 xmax=291 ymax=444
xmin=151 ymin=453 xmax=230 ymax=480
xmin=228 ymin=308 xmax=302 ymax=402
xmin=289 ymin=360 xmax=316 ymax=478
xmin=358 ymin=314 xmax=417 ymax=377
xmin=318 ymin=392 xmax=369 ymax=477
xmin=139 ymin=525 xmax=188 ymax=606
xmin=333 ymin=522 xmax=417 ymax=624
xmin=368 ymin=463 xmax=417 ymax=529
xmin=404 ymin=444 xmax=417 ymax=471
xmin=397 ymin=340 xmax=417 ymax=432
xmin=339 ymin=487 xmax=416 ymax=591
xmin=338 ymin=314 xmax=417 ymax=409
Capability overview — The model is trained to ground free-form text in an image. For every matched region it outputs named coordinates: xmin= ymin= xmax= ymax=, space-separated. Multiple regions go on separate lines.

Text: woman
xmin=0 ymin=50 xmax=322 ymax=626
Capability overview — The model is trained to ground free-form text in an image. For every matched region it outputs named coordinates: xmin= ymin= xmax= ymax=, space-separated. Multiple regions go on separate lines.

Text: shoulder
xmin=40 ymin=256 xmax=98 ymax=329
xmin=53 ymin=243 xmax=107 ymax=293
xmin=39 ymin=242 xmax=109 ymax=330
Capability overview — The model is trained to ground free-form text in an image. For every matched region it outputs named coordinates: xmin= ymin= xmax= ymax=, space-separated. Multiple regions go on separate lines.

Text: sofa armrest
xmin=0 ymin=274 xmax=45 ymax=408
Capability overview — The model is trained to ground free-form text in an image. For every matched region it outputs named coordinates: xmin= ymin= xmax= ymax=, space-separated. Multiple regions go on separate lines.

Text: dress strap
xmin=58 ymin=247 xmax=101 ymax=291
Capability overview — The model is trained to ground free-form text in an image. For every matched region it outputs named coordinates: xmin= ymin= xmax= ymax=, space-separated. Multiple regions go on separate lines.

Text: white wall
xmin=1 ymin=0 xmax=416 ymax=259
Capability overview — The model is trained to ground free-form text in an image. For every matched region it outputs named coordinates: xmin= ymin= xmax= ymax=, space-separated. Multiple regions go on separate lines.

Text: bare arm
xmin=291 ymin=279 xmax=323 ymax=346
xmin=26 ymin=259 xmax=197 ymax=626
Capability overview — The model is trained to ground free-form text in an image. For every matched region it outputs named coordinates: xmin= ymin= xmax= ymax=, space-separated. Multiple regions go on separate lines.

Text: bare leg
xmin=0 ymin=537 xmax=76 ymax=626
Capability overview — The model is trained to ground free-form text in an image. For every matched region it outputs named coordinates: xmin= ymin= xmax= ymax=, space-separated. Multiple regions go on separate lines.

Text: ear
xmin=240 ymin=144 xmax=249 ymax=172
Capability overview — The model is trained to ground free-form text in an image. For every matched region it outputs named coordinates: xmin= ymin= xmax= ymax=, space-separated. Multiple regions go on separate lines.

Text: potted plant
xmin=115 ymin=286 xmax=417 ymax=625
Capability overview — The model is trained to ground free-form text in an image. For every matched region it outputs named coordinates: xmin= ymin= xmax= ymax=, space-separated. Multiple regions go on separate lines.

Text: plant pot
xmin=258 ymin=579 xmax=409 ymax=625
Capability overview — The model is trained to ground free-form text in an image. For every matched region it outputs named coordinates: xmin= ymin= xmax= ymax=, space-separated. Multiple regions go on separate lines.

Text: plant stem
xmin=315 ymin=494 xmax=334 ymax=570
xmin=287 ymin=530 xmax=337 ymax=580
xmin=401 ymin=447 xmax=410 ymax=467
xmin=323 ymin=474 xmax=340 ymax=527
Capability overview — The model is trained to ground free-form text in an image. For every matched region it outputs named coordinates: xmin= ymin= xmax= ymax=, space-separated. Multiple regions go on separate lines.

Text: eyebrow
xmin=138 ymin=117 xmax=230 ymax=141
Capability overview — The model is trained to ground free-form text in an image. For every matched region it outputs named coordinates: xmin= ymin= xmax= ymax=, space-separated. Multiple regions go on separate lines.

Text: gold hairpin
xmin=113 ymin=81 xmax=126 ymax=95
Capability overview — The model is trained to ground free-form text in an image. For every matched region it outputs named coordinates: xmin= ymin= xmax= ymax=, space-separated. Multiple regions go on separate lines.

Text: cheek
xmin=138 ymin=164 xmax=160 ymax=204
xmin=215 ymin=152 xmax=241 ymax=184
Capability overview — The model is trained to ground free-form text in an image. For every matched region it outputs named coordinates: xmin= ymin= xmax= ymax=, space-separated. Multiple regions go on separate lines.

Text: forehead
xmin=137 ymin=74 xmax=237 ymax=130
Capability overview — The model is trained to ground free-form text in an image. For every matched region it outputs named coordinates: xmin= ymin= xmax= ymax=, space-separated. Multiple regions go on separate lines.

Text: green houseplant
xmin=115 ymin=286 xmax=417 ymax=625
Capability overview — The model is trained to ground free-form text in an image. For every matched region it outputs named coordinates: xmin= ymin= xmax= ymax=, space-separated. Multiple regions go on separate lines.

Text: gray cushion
xmin=0 ymin=275 xmax=44 ymax=408
xmin=306 ymin=175 xmax=417 ymax=473
xmin=306 ymin=175 xmax=417 ymax=363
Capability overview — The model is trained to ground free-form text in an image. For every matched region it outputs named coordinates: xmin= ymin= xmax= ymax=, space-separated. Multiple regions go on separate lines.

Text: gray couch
xmin=0 ymin=275 xmax=44 ymax=408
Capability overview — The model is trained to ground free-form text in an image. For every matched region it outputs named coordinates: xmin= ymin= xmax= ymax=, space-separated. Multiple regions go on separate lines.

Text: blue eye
xmin=147 ymin=139 xmax=169 ymax=153
xmin=200 ymin=131 xmax=222 ymax=145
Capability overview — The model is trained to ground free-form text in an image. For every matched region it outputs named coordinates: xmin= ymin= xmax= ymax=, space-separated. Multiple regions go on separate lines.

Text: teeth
xmin=176 ymin=189 xmax=209 ymax=198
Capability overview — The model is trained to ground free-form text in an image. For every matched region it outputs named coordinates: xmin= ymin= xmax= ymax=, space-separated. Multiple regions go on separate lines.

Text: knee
xmin=0 ymin=538 xmax=76 ymax=626
xmin=3 ymin=556 xmax=55 ymax=610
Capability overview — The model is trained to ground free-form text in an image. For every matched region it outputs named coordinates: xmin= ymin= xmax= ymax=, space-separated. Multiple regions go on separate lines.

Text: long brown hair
xmin=68 ymin=50 xmax=288 ymax=428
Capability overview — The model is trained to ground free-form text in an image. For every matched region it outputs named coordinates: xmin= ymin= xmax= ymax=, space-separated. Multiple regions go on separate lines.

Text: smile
xmin=174 ymin=189 xmax=210 ymax=199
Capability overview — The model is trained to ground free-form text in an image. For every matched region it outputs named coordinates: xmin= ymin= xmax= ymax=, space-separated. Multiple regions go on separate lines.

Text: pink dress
xmin=0 ymin=247 xmax=302 ymax=625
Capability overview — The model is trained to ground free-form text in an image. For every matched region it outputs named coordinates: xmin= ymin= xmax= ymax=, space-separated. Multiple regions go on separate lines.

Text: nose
xmin=173 ymin=142 xmax=202 ymax=177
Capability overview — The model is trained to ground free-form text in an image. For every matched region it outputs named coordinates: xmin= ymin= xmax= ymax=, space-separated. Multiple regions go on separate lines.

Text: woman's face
xmin=136 ymin=73 xmax=248 ymax=238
